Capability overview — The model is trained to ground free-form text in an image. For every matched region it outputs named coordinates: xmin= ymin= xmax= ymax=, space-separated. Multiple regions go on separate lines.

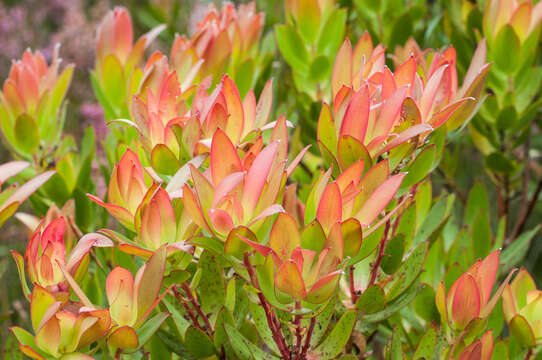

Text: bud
xmin=436 ymin=250 xmax=504 ymax=330
xmin=10 ymin=285 xmax=110 ymax=359
xmin=502 ymin=268 xmax=542 ymax=347
xmin=88 ymin=149 xmax=148 ymax=230
xmin=0 ymin=47 xmax=73 ymax=156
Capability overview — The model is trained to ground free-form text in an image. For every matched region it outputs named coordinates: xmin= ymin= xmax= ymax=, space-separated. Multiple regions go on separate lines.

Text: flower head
xmin=502 ymin=268 xmax=542 ymax=346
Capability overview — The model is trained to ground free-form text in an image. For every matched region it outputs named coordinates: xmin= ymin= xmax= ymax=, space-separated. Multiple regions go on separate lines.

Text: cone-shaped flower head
xmin=457 ymin=330 xmax=494 ymax=360
xmin=238 ymin=212 xmax=349 ymax=304
xmin=105 ymin=247 xmax=170 ymax=349
xmin=483 ymin=0 xmax=542 ymax=43
xmin=172 ymin=2 xmax=263 ymax=78
xmin=436 ymin=250 xmax=507 ymax=330
xmin=322 ymin=35 xmax=490 ymax=169
xmin=183 ymin=120 xmax=306 ymax=240
xmin=306 ymin=159 xmax=405 ymax=234
xmin=88 ymin=149 xmax=149 ymax=230
xmin=11 ymin=217 xmax=113 ymax=298
xmin=1 ymin=47 xmax=73 ymax=120
xmin=0 ymin=47 xmax=73 ymax=156
xmin=502 ymin=268 xmax=542 ymax=347
xmin=10 ymin=285 xmax=110 ymax=359
xmin=94 ymin=7 xmax=164 ymax=118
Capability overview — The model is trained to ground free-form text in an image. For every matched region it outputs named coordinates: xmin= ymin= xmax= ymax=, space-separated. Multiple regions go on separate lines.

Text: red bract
xmin=305 ymin=159 xmax=406 ymax=232
xmin=2 ymin=47 xmax=73 ymax=119
xmin=11 ymin=286 xmax=110 ymax=360
xmin=321 ymin=34 xmax=490 ymax=172
xmin=183 ymin=120 xmax=306 ymax=239
xmin=88 ymin=149 xmax=149 ymax=230
xmin=436 ymin=250 xmax=511 ymax=330
xmin=11 ymin=217 xmax=113 ymax=298
xmin=457 ymin=330 xmax=494 ymax=360
xmin=172 ymin=2 xmax=264 ymax=78
xmin=106 ymin=247 xmax=171 ymax=349
xmin=94 ymin=6 xmax=164 ymax=118
xmin=238 ymin=212 xmax=354 ymax=304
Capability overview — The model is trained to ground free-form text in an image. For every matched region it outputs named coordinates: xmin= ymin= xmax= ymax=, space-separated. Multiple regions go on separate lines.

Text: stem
xmin=115 ymin=348 xmax=122 ymax=360
xmin=349 ymin=266 xmax=358 ymax=304
xmin=510 ymin=136 xmax=531 ymax=241
xmin=243 ymin=253 xmax=291 ymax=360
xmin=368 ymin=220 xmax=390 ymax=288
xmin=294 ymin=302 xmax=303 ymax=356
xmin=436 ymin=168 xmax=467 ymax=205
xmin=181 ymin=282 xmax=213 ymax=334
xmin=511 ymin=177 xmax=542 ymax=241
xmin=525 ymin=348 xmax=533 ymax=360
xmin=173 ymin=286 xmax=203 ymax=330
xmin=300 ymin=317 xmax=316 ymax=360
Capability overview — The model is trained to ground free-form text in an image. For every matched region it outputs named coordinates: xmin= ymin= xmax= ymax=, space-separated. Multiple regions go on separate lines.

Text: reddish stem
xmin=349 ymin=266 xmax=358 ymax=304
xmin=243 ymin=253 xmax=291 ymax=360
xmin=299 ymin=317 xmax=316 ymax=360
xmin=368 ymin=220 xmax=390 ymax=288
xmin=173 ymin=286 xmax=203 ymax=330
xmin=294 ymin=302 xmax=303 ymax=356
xmin=181 ymin=282 xmax=214 ymax=334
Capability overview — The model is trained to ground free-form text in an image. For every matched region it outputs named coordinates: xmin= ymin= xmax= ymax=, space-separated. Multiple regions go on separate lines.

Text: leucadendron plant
xmin=3 ymin=1 xmax=542 ymax=360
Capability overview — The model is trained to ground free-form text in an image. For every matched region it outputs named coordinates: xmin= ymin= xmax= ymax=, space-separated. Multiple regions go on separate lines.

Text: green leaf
xmin=185 ymin=326 xmax=217 ymax=358
xmin=356 ymin=285 xmax=386 ymax=314
xmin=493 ymin=25 xmax=521 ymax=74
xmin=387 ymin=327 xmax=403 ymax=360
xmin=398 ymin=145 xmax=436 ymax=196
xmin=464 ymin=182 xmax=489 ymax=226
xmin=309 ymin=56 xmax=331 ymax=82
xmin=413 ymin=284 xmax=439 ymax=323
xmin=485 ymin=152 xmax=516 ymax=173
xmin=163 ymin=297 xmax=190 ymax=338
xmin=224 ymin=323 xmax=279 ymax=360
xmin=214 ymin=308 xmax=235 ymax=350
xmin=101 ymin=54 xmax=126 ymax=109
xmin=362 ymin=282 xmax=423 ymax=324
xmin=381 ymin=234 xmax=405 ymax=274
xmin=310 ymin=297 xmax=337 ymax=347
xmin=312 ymin=310 xmax=357 ymax=360
xmin=136 ymin=312 xmax=169 ymax=348
xmin=389 ymin=14 xmax=413 ymax=50
xmin=496 ymin=106 xmax=517 ymax=131
xmin=509 ymin=315 xmax=536 ymax=348
xmin=198 ymin=251 xmax=225 ymax=316
xmin=275 ymin=24 xmax=309 ymax=74
xmin=386 ymin=242 xmax=429 ymax=301
xmin=248 ymin=301 xmax=280 ymax=355
xmin=234 ymin=59 xmax=255 ymax=99
xmin=316 ymin=8 xmax=347 ymax=56
xmin=471 ymin=212 xmax=492 ymax=260
xmin=500 ymin=225 xmax=541 ymax=274
xmin=413 ymin=326 xmax=436 ymax=359
xmin=412 ymin=195 xmax=454 ymax=248
xmin=151 ymin=144 xmax=181 ymax=176
xmin=297 ymin=0 xmax=321 ymax=44
xmin=14 ymin=114 xmax=40 ymax=155
xmin=337 ymin=135 xmax=371 ymax=172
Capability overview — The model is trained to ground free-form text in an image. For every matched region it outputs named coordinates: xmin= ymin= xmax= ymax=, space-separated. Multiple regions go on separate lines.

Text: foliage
xmin=1 ymin=0 xmax=542 ymax=359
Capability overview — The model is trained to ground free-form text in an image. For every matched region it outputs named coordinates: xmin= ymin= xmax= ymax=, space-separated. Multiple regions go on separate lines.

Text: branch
xmin=349 ymin=266 xmax=358 ymax=304
xmin=243 ymin=253 xmax=291 ymax=360
xmin=173 ymin=286 xmax=203 ymax=330
xmin=368 ymin=220 xmax=391 ymax=288
xmin=511 ymin=177 xmax=542 ymax=240
xmin=299 ymin=316 xmax=316 ymax=360
xmin=181 ymin=282 xmax=213 ymax=334
xmin=436 ymin=168 xmax=467 ymax=205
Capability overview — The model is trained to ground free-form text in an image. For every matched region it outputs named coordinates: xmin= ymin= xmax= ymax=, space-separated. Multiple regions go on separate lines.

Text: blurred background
xmin=0 ymin=0 xmax=540 ymax=357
